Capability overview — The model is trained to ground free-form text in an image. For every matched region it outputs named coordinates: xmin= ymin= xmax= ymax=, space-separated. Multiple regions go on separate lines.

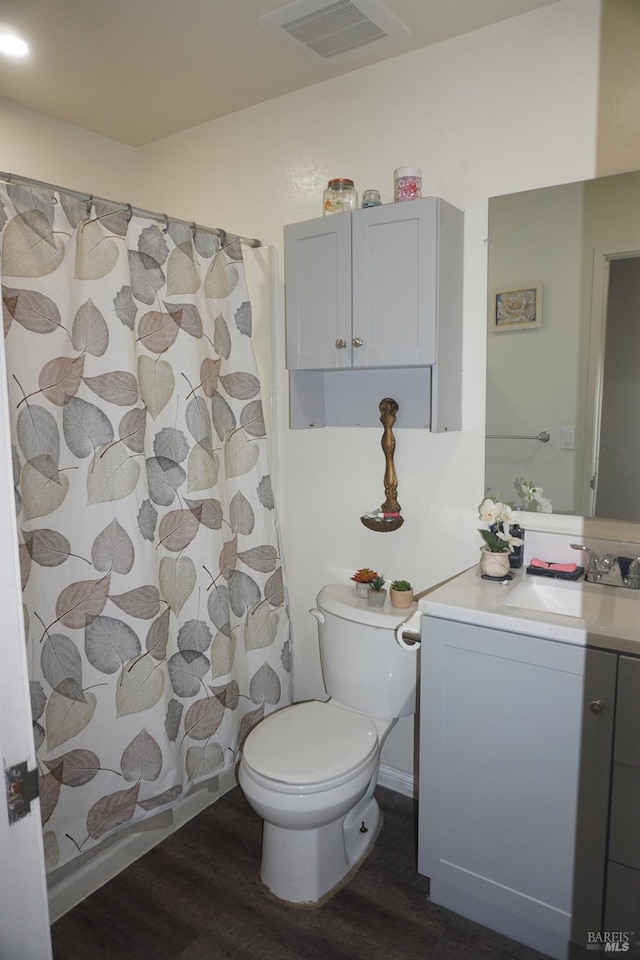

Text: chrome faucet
xmin=571 ymin=544 xmax=640 ymax=588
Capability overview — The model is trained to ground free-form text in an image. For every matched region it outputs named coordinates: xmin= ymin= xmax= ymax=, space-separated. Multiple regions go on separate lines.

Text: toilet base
xmin=258 ymin=795 xmax=383 ymax=908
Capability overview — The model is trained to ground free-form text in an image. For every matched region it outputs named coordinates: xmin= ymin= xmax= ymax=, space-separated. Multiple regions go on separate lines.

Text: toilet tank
xmin=312 ymin=584 xmax=418 ymax=719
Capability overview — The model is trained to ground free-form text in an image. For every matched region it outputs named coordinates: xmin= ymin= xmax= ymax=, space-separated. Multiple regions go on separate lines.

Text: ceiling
xmin=0 ymin=0 xmax=564 ymax=147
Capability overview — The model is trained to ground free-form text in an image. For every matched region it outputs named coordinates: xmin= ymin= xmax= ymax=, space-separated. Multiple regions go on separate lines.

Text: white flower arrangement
xmin=478 ymin=498 xmax=524 ymax=554
xmin=514 ymin=478 xmax=552 ymax=513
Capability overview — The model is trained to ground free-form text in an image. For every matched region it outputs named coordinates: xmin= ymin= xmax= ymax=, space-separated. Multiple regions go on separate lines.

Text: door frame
xmin=0 ymin=330 xmax=52 ymax=959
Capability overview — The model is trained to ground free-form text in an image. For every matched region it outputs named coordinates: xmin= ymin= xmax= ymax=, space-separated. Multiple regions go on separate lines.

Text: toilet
xmin=238 ymin=583 xmax=419 ymax=907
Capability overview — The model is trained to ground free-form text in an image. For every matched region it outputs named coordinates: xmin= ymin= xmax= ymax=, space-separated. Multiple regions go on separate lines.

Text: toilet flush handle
xmin=309 ymin=608 xmax=325 ymax=624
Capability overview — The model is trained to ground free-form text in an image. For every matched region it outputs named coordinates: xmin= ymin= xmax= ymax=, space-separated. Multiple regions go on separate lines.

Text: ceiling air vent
xmin=257 ymin=0 xmax=412 ymax=63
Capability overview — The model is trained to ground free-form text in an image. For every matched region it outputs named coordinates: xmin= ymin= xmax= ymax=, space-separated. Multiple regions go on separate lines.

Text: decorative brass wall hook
xmin=360 ymin=398 xmax=404 ymax=532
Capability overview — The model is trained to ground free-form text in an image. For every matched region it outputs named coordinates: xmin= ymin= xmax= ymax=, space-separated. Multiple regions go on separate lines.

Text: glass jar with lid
xmin=361 ymin=189 xmax=382 ymax=208
xmin=323 ymin=178 xmax=358 ymax=216
xmin=394 ymin=167 xmax=422 ymax=202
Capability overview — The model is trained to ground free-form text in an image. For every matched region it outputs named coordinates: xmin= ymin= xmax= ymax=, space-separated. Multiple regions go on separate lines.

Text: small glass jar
xmin=394 ymin=167 xmax=422 ymax=203
xmin=323 ymin=178 xmax=358 ymax=216
xmin=361 ymin=189 xmax=381 ymax=208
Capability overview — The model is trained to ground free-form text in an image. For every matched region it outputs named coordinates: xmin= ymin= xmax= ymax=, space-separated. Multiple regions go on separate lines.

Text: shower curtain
xmin=0 ymin=183 xmax=291 ymax=871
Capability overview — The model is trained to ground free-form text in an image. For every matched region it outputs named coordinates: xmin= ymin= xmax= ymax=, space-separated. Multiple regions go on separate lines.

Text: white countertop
xmin=418 ymin=564 xmax=640 ymax=655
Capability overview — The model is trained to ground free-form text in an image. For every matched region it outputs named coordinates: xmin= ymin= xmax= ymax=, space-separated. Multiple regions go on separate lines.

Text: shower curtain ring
xmin=218 ymin=228 xmax=227 ymax=248
xmin=190 ymin=221 xmax=197 ymax=240
xmin=125 ymin=203 xmax=133 ymax=222
xmin=162 ymin=213 xmax=169 ymax=234
xmin=86 ymin=194 xmax=94 ymax=216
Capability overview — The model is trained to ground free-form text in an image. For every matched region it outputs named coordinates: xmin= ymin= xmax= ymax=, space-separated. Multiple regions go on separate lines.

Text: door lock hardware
xmin=5 ymin=761 xmax=39 ymax=825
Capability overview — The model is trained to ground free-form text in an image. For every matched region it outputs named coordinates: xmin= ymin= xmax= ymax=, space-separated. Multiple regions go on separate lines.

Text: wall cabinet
xmin=418 ymin=617 xmax=617 ymax=960
xmin=284 ymin=198 xmax=463 ymax=430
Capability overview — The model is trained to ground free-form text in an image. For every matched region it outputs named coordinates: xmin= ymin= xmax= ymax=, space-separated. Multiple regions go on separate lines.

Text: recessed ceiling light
xmin=0 ymin=33 xmax=29 ymax=57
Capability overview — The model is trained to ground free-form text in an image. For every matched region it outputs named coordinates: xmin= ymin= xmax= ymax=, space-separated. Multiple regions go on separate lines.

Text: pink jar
xmin=394 ymin=166 xmax=422 ymax=202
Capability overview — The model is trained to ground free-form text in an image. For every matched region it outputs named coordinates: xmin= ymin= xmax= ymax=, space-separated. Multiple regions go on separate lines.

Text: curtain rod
xmin=0 ymin=171 xmax=261 ymax=248
xmin=487 ymin=431 xmax=550 ymax=443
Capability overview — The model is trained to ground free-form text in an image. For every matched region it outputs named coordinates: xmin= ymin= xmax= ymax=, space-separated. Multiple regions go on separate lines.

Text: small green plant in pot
xmin=367 ymin=575 xmax=387 ymax=608
xmin=351 ymin=567 xmax=379 ymax=598
xmin=390 ymin=579 xmax=414 ymax=609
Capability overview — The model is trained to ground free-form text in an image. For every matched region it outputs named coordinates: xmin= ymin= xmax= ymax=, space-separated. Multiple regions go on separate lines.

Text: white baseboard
xmin=377 ymin=764 xmax=416 ymax=798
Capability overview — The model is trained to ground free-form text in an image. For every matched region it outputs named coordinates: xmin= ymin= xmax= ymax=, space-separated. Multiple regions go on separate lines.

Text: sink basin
xmin=503 ymin=577 xmax=640 ymax=633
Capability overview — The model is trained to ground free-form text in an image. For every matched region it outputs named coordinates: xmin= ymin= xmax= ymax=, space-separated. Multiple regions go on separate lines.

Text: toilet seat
xmin=242 ymin=700 xmax=378 ymax=787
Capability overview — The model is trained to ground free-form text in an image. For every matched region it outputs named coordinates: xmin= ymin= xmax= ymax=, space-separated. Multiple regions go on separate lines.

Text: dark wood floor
xmin=51 ymin=786 xmax=550 ymax=960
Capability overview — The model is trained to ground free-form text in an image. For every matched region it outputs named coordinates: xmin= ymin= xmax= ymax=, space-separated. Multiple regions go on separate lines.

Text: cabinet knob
xmin=352 ymin=337 xmax=364 ymax=348
xmin=335 ymin=338 xmax=347 ymax=349
xmin=589 ymin=699 xmax=605 ymax=716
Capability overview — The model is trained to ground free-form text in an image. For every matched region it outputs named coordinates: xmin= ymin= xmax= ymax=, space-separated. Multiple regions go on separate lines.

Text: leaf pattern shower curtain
xmin=0 ymin=184 xmax=291 ymax=871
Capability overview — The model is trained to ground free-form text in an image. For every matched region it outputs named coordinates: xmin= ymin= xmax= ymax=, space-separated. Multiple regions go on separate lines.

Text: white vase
xmin=479 ymin=546 xmax=511 ymax=578
xmin=355 ymin=582 xmax=370 ymax=598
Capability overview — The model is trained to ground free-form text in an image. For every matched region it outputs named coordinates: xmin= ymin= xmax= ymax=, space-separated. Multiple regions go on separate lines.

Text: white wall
xmin=136 ymin=0 xmax=601 ymax=773
xmin=0 ymin=96 xmax=138 ymax=198
xmin=597 ymin=0 xmax=640 ymax=176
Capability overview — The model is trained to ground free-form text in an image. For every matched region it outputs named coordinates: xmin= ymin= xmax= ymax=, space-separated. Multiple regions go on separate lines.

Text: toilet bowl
xmin=239 ymin=699 xmax=390 ymax=905
xmin=238 ymin=584 xmax=419 ymax=907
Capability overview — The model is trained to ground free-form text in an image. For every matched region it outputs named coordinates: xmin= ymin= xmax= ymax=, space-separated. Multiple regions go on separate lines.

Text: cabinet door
xmin=351 ymin=199 xmax=438 ymax=368
xmin=605 ymin=658 xmax=640 ymax=953
xmin=609 ymin=656 xmax=640 ymax=871
xmin=604 ymin=861 xmax=640 ymax=954
xmin=284 ymin=213 xmax=352 ymax=370
xmin=418 ymin=618 xmax=616 ymax=960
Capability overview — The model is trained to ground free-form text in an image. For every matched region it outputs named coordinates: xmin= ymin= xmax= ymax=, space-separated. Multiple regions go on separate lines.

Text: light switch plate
xmin=560 ymin=426 xmax=575 ymax=450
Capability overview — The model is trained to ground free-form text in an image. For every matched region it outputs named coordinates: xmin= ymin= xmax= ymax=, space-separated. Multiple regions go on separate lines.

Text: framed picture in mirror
xmin=490 ymin=283 xmax=542 ymax=332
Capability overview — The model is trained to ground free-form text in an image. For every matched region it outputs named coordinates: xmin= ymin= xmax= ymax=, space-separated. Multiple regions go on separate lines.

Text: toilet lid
xmin=243 ymin=701 xmax=378 ymax=785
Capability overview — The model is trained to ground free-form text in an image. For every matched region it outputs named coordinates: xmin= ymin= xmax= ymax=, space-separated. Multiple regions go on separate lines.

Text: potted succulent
xmin=390 ymin=579 xmax=414 ymax=608
xmin=367 ymin=575 xmax=387 ymax=608
xmin=351 ymin=567 xmax=379 ymax=598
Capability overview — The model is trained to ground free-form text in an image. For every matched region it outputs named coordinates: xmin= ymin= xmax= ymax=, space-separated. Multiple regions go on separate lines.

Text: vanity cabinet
xmin=418 ymin=617 xmax=617 ymax=960
xmin=284 ymin=198 xmax=463 ymax=430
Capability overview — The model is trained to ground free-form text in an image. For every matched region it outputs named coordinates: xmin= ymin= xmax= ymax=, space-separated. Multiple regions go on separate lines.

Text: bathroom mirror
xmin=485 ymin=169 xmax=640 ymax=523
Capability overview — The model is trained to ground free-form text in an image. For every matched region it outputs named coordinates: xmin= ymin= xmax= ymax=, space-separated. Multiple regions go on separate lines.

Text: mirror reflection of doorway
xmin=593 ymin=255 xmax=640 ymax=521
